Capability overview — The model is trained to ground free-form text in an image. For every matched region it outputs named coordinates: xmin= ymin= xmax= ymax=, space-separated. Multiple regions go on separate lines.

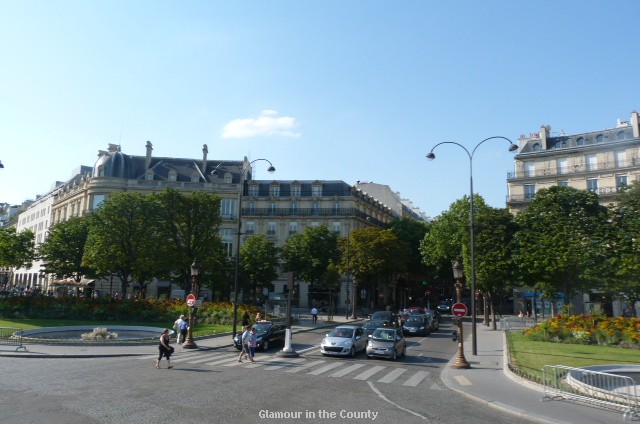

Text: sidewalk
xmin=0 ymin=315 xmax=625 ymax=423
xmin=440 ymin=323 xmax=622 ymax=424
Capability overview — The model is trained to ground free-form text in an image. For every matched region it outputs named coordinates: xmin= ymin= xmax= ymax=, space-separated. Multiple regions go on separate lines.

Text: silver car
xmin=320 ymin=325 xmax=367 ymax=357
xmin=366 ymin=327 xmax=406 ymax=360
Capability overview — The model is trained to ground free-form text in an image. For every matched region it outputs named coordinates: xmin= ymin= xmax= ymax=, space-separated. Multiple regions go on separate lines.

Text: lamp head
xmin=267 ymin=165 xmax=276 ymax=173
xmin=0 ymin=160 xmax=4 ymax=168
xmin=508 ymin=143 xmax=519 ymax=152
xmin=190 ymin=260 xmax=200 ymax=276
xmin=452 ymin=258 xmax=464 ymax=279
xmin=425 ymin=152 xmax=436 ymax=160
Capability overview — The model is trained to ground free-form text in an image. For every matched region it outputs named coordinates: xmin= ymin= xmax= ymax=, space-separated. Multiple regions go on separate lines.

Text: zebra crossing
xmin=138 ymin=349 xmax=441 ymax=388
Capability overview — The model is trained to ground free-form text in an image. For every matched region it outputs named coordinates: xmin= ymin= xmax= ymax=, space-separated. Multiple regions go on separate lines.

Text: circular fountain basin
xmin=20 ymin=326 xmax=172 ymax=343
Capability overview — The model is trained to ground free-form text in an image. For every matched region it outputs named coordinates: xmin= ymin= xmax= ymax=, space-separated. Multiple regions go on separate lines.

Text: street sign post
xmin=452 ymin=302 xmax=468 ymax=317
xmin=186 ymin=294 xmax=196 ymax=307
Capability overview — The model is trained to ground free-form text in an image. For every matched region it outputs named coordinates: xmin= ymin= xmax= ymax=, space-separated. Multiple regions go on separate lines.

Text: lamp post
xmin=183 ymin=259 xmax=200 ymax=349
xmin=426 ymin=136 xmax=518 ymax=356
xmin=451 ymin=259 xmax=470 ymax=369
xmin=212 ymin=159 xmax=275 ymax=340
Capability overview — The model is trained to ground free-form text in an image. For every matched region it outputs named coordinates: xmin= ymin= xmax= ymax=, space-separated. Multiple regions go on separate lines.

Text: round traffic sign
xmin=186 ymin=294 xmax=196 ymax=306
xmin=452 ymin=302 xmax=468 ymax=317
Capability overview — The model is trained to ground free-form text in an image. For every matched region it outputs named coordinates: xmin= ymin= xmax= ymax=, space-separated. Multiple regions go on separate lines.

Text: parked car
xmin=368 ymin=310 xmax=396 ymax=326
xmin=400 ymin=308 xmax=426 ymax=325
xmin=437 ymin=300 xmax=452 ymax=314
xmin=233 ymin=321 xmax=286 ymax=351
xmin=361 ymin=320 xmax=387 ymax=337
xmin=320 ymin=325 xmax=367 ymax=357
xmin=402 ymin=315 xmax=430 ymax=337
xmin=366 ymin=327 xmax=406 ymax=360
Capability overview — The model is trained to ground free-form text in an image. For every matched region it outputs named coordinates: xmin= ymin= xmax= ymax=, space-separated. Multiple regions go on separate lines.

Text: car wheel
xmin=366 ymin=355 xmax=371 ymax=359
xmin=262 ymin=339 xmax=269 ymax=351
xmin=349 ymin=346 xmax=355 ymax=358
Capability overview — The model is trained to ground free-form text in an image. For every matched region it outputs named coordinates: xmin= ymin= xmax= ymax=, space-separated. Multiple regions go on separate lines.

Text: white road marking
xmin=329 ymin=363 xmax=366 ymax=377
xmin=284 ymin=360 xmax=326 ymax=373
xmin=402 ymin=370 xmax=430 ymax=387
xmin=353 ymin=365 xmax=386 ymax=380
xmin=368 ymin=381 xmax=430 ymax=421
xmin=377 ymin=368 xmax=407 ymax=383
xmin=307 ymin=362 xmax=345 ymax=376
xmin=453 ymin=375 xmax=472 ymax=386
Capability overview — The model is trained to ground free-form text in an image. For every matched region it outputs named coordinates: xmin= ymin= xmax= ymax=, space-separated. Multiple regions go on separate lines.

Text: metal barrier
xmin=499 ymin=316 xmax=538 ymax=331
xmin=542 ymin=365 xmax=640 ymax=420
xmin=0 ymin=327 xmax=27 ymax=352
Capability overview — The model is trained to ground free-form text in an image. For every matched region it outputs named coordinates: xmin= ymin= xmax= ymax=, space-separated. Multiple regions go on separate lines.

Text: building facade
xmin=507 ymin=110 xmax=640 ymax=214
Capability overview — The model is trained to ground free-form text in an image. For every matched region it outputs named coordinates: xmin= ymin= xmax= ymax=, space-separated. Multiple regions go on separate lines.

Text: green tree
xmin=606 ymin=182 xmax=640 ymax=317
xmin=389 ymin=217 xmax=429 ymax=273
xmin=153 ymin=189 xmax=226 ymax=298
xmin=84 ymin=192 xmax=165 ymax=298
xmin=38 ymin=216 xmax=96 ymax=282
xmin=513 ymin=186 xmax=609 ymax=312
xmin=474 ymin=206 xmax=518 ymax=328
xmin=0 ymin=227 xmax=35 ymax=269
xmin=240 ymin=234 xmax=280 ymax=301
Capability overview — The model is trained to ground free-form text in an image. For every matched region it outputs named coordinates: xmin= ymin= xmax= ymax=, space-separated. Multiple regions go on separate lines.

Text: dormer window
xmin=224 ymin=172 xmax=232 ymax=184
xmin=596 ymin=134 xmax=604 ymax=143
xmin=576 ymin=137 xmax=584 ymax=146
xmin=168 ymin=170 xmax=177 ymax=181
xmin=97 ymin=166 xmax=105 ymax=177
xmin=312 ymin=185 xmax=322 ymax=197
xmin=145 ymin=171 xmax=154 ymax=181
xmin=532 ymin=143 xmax=541 ymax=152
xmin=291 ymin=185 xmax=301 ymax=197
xmin=191 ymin=173 xmax=199 ymax=183
xmin=270 ymin=184 xmax=280 ymax=197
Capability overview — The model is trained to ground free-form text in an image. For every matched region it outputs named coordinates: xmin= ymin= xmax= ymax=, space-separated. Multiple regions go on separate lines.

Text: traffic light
xmin=422 ymin=280 xmax=428 ymax=286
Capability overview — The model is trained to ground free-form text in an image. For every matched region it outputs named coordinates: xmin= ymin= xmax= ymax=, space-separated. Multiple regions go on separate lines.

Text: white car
xmin=320 ymin=325 xmax=367 ymax=357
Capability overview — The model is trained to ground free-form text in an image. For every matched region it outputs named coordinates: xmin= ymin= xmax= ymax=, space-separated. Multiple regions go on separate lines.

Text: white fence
xmin=542 ymin=365 xmax=640 ymax=420
xmin=0 ymin=327 xmax=27 ymax=351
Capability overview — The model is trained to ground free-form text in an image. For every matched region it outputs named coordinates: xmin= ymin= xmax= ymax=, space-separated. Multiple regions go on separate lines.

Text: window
xmin=97 ymin=166 xmax=105 ymax=177
xmin=615 ymin=150 xmax=627 ymax=167
xmin=246 ymin=222 xmax=255 ymax=235
xmin=191 ymin=173 xmax=199 ymax=183
xmin=333 ymin=202 xmax=341 ymax=214
xmin=532 ymin=143 xmax=541 ymax=152
xmin=312 ymin=202 xmax=320 ymax=215
xmin=617 ymin=131 xmax=626 ymax=141
xmin=312 ymin=185 xmax=322 ymax=197
xmin=220 ymin=229 xmax=234 ymax=257
xmin=270 ymin=184 xmax=280 ymax=197
xmin=524 ymin=162 xmax=535 ymax=177
xmin=290 ymin=202 xmax=297 ymax=215
xmin=310 ymin=221 xmax=320 ymax=227
xmin=586 ymin=154 xmax=598 ymax=171
xmin=332 ymin=222 xmax=341 ymax=233
xmin=291 ymin=185 xmax=301 ymax=197
xmin=92 ymin=194 xmax=106 ymax=210
xmin=587 ymin=178 xmax=598 ymax=192
xmin=220 ymin=198 xmax=236 ymax=218
xmin=576 ymin=137 xmax=584 ymax=146
xmin=267 ymin=222 xmax=277 ymax=235
xmin=249 ymin=185 xmax=258 ymax=196
xmin=557 ymin=158 xmax=568 ymax=174
xmin=269 ymin=202 xmax=277 ymax=215
xmin=558 ymin=180 xmax=569 ymax=187
xmin=168 ymin=170 xmax=177 ymax=181
xmin=596 ymin=134 xmax=604 ymax=143
xmin=555 ymin=140 xmax=566 ymax=149
xmin=224 ymin=173 xmax=232 ymax=184
xmin=616 ymin=175 xmax=628 ymax=192
xmin=289 ymin=222 xmax=298 ymax=235
xmin=524 ymin=184 xmax=535 ymax=200
xmin=246 ymin=202 xmax=255 ymax=214
xmin=145 ymin=171 xmax=154 ymax=180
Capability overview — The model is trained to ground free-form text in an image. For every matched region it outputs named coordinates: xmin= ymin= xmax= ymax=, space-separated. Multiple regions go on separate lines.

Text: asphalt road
xmin=0 ymin=321 xmax=536 ymax=424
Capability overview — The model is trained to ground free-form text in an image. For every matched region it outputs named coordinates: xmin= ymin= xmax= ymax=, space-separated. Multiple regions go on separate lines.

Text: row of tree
xmin=420 ymin=184 xmax=640 ymax=321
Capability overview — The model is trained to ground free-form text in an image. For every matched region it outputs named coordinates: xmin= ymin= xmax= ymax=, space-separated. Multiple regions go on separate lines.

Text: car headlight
xmin=321 ymin=338 xmax=327 ymax=346
xmin=367 ymin=341 xmax=373 ymax=347
xmin=256 ymin=336 xmax=263 ymax=342
xmin=419 ymin=326 xmax=425 ymax=330
xmin=341 ymin=339 xmax=353 ymax=347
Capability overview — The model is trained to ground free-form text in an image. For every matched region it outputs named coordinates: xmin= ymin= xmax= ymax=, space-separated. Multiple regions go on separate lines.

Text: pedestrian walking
xmin=174 ymin=315 xmax=188 ymax=344
xmin=311 ymin=306 xmax=318 ymax=324
xmin=156 ymin=328 xmax=174 ymax=369
xmin=346 ymin=302 xmax=352 ymax=319
xmin=249 ymin=327 xmax=257 ymax=362
xmin=242 ymin=311 xmax=251 ymax=327
xmin=238 ymin=325 xmax=252 ymax=363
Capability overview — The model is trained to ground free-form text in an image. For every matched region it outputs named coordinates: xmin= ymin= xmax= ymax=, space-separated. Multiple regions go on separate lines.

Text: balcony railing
xmin=507 ymin=186 xmax=623 ymax=203
xmin=507 ymin=159 xmax=639 ymax=180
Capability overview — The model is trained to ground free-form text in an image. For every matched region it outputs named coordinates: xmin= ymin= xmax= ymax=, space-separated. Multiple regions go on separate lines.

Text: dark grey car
xmin=366 ymin=327 xmax=406 ymax=360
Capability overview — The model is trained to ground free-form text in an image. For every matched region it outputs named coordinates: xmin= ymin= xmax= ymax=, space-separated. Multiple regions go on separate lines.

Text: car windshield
xmin=363 ymin=321 xmax=384 ymax=329
xmin=405 ymin=318 xmax=423 ymax=325
xmin=252 ymin=323 xmax=271 ymax=333
xmin=371 ymin=329 xmax=396 ymax=341
xmin=408 ymin=310 xmax=422 ymax=315
xmin=371 ymin=312 xmax=391 ymax=320
xmin=328 ymin=328 xmax=354 ymax=338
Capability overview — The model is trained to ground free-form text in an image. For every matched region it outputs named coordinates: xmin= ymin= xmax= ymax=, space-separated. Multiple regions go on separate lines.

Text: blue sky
xmin=1 ymin=1 xmax=639 ymax=218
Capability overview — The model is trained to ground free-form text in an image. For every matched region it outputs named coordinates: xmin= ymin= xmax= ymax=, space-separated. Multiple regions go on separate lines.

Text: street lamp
xmin=426 ymin=136 xmax=518 ymax=355
xmin=212 ymin=159 xmax=275 ymax=340
xmin=183 ymin=259 xmax=200 ymax=349
xmin=451 ymin=259 xmax=470 ymax=369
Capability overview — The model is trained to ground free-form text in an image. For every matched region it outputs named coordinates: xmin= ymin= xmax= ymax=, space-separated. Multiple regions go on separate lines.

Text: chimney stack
xmin=201 ymin=144 xmax=208 ymax=173
xmin=145 ymin=141 xmax=153 ymax=169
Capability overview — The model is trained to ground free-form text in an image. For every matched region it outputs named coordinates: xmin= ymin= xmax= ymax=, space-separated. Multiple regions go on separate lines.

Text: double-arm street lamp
xmin=183 ymin=259 xmax=200 ymax=349
xmin=426 ymin=136 xmax=518 ymax=355
xmin=212 ymin=159 xmax=275 ymax=340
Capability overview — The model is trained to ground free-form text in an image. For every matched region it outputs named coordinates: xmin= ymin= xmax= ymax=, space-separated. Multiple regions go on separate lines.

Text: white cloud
xmin=221 ymin=110 xmax=301 ymax=139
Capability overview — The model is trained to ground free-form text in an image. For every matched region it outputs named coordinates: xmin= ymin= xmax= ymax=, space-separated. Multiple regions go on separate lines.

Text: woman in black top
xmin=156 ymin=328 xmax=173 ymax=369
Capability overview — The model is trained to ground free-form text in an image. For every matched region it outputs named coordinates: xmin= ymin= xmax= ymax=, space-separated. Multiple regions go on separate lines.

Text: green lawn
xmin=507 ymin=331 xmax=640 ymax=381
xmin=0 ymin=318 xmax=232 ymax=337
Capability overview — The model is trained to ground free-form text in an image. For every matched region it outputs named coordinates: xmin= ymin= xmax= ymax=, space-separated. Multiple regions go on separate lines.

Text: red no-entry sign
xmin=452 ymin=302 xmax=468 ymax=317
xmin=186 ymin=294 xmax=196 ymax=306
